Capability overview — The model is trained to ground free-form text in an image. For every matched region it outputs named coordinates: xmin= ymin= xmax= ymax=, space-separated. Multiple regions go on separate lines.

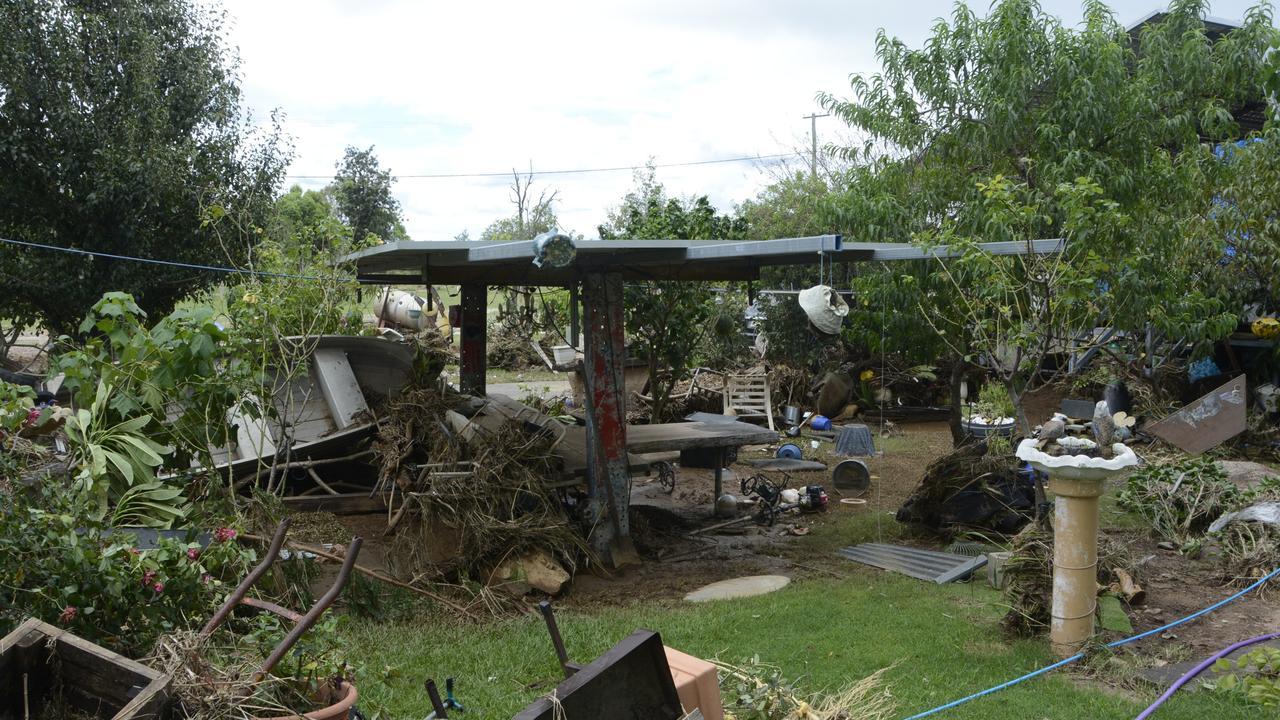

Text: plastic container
xmin=551 ymin=345 xmax=576 ymax=366
xmin=664 ymin=646 xmax=724 ymax=720
xmin=776 ymin=443 xmax=802 ymax=459
xmin=811 ymin=415 xmax=832 ymax=431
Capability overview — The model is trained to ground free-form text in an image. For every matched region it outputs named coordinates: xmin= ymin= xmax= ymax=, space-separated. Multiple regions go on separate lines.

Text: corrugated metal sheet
xmin=836 ymin=543 xmax=987 ymax=584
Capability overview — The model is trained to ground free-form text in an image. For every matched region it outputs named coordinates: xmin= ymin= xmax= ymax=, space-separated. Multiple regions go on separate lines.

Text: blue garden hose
xmin=902 ymin=566 xmax=1280 ymax=719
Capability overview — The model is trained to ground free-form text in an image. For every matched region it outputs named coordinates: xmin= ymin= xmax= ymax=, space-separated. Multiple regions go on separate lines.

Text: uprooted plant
xmin=1117 ymin=456 xmax=1241 ymax=549
xmin=715 ymin=656 xmax=897 ymax=720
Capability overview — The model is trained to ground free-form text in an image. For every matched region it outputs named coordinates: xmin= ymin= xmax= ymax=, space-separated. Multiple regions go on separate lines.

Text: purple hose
xmin=1135 ymin=631 xmax=1280 ymax=719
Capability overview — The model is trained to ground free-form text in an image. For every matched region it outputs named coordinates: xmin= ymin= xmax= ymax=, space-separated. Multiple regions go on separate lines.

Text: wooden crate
xmin=0 ymin=618 xmax=170 ymax=719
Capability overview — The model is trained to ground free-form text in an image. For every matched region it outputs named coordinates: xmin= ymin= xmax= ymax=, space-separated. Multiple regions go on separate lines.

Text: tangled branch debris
xmin=896 ymin=440 xmax=1033 ymax=533
xmin=373 ymin=387 xmax=592 ymax=597
xmin=715 ymin=657 xmax=897 ymax=720
xmin=1117 ymin=457 xmax=1241 ymax=546
xmin=149 ymin=631 xmax=295 ymax=720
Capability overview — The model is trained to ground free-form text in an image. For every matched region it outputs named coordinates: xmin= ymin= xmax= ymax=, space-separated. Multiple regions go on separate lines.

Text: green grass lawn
xmin=339 ymin=571 xmax=1254 ymax=719
xmin=337 ymin=512 xmax=1256 ymax=719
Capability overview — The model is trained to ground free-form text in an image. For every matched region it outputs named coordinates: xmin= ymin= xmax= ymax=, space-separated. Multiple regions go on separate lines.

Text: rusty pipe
xmin=200 ymin=518 xmax=291 ymax=639
xmin=255 ymin=536 xmax=363 ymax=680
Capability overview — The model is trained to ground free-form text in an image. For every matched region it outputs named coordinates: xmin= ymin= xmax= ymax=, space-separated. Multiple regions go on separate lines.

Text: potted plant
xmin=962 ymin=383 xmax=1016 ymax=438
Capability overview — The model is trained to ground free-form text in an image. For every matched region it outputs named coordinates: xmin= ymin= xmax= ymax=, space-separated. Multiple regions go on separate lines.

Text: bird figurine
xmin=1036 ymin=413 xmax=1067 ymax=449
xmin=1092 ymin=400 xmax=1115 ymax=447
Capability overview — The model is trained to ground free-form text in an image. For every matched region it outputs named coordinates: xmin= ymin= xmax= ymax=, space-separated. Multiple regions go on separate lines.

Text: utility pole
xmin=803 ymin=112 xmax=830 ymax=179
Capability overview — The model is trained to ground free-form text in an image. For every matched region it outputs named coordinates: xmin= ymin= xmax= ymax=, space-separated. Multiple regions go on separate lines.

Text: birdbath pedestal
xmin=1016 ymin=439 xmax=1139 ymax=658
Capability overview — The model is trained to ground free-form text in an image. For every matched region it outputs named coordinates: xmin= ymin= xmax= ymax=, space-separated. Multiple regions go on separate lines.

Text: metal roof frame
xmin=343 ymin=235 xmax=1064 ymax=287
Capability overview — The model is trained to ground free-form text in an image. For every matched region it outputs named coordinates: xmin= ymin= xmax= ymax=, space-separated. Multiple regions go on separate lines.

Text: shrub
xmin=0 ymin=484 xmax=255 ymax=656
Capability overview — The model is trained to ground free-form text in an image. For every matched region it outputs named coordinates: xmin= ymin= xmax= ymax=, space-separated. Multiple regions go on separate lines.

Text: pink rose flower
xmin=214 ymin=527 xmax=237 ymax=543
xmin=186 ymin=548 xmax=201 ymax=561
xmin=152 ymin=581 xmax=164 ymax=594
xmin=58 ymin=606 xmax=77 ymax=624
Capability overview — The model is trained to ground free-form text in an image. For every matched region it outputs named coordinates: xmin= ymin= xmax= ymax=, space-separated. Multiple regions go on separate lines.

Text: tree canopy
xmin=330 ymin=145 xmax=407 ymax=246
xmin=599 ymin=167 xmax=747 ymax=421
xmin=816 ymin=0 xmax=1278 ymax=429
xmin=0 ymin=0 xmax=289 ymax=335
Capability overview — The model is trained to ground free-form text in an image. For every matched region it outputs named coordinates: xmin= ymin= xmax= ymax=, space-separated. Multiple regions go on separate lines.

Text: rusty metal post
xmin=459 ymin=283 xmax=487 ymax=396
xmin=200 ymin=519 xmax=291 ymax=639
xmin=255 ymin=536 xmax=363 ymax=680
xmin=582 ymin=272 xmax=638 ymax=568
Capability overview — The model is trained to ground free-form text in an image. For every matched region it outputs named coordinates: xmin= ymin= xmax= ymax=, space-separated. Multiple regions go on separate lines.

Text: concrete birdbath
xmin=1016 ymin=438 xmax=1139 ymax=657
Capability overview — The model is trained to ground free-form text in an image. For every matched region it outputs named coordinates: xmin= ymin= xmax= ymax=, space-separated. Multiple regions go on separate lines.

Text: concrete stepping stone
xmin=684 ymin=575 xmax=790 ymax=602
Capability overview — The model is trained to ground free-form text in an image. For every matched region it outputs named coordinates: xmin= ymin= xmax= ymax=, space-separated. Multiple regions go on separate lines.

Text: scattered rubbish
xmin=1209 ymin=501 xmax=1280 ymax=534
xmin=723 ymin=373 xmax=775 ymax=431
xmin=684 ymin=575 xmax=791 ymax=602
xmin=776 ymin=443 xmax=803 ymax=459
xmin=782 ymin=405 xmax=802 ymax=425
xmin=832 ymin=458 xmax=871 ymax=496
xmin=986 ymin=551 xmax=1012 ymax=590
xmin=787 ymin=526 xmax=810 ymax=536
xmin=839 ymin=498 xmax=867 ymax=506
xmin=714 ymin=493 xmax=739 ymax=518
xmin=836 ymin=543 xmax=986 ymax=584
xmin=197 ymin=335 xmax=423 ymax=485
xmin=530 ymin=602 xmax=723 ymax=720
xmin=797 ymin=285 xmax=848 ymax=335
xmin=0 ymin=617 xmax=171 ymax=719
xmin=834 ymin=424 xmax=876 ymax=457
xmin=1147 ymin=376 xmax=1247 ymax=454
xmin=810 ymin=414 xmax=832 ymax=431
xmin=514 ymin=629 xmax=685 ymax=720
xmin=1060 ymin=398 xmax=1098 ymax=419
xmin=1112 ymin=568 xmax=1146 ymax=605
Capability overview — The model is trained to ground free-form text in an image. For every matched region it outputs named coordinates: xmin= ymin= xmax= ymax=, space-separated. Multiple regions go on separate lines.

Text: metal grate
xmin=837 ymin=543 xmax=987 ymax=584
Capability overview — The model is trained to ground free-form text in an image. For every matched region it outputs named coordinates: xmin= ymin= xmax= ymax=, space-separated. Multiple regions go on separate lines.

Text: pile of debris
xmin=373 ymin=386 xmax=589 ymax=597
xmin=896 ymin=441 xmax=1036 ymax=533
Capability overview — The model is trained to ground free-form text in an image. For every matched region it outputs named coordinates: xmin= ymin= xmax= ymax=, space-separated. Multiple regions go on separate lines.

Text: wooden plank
xmin=313 ymin=348 xmax=370 ymax=430
xmin=282 ymin=493 xmax=388 ymax=514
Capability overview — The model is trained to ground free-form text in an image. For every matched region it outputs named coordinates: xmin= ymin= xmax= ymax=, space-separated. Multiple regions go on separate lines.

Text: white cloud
xmin=221 ymin=0 xmax=1263 ymax=240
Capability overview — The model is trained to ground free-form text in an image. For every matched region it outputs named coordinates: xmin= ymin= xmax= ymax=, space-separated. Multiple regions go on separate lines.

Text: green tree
xmin=269 ymin=185 xmax=349 ymax=251
xmin=818 ymin=0 xmax=1276 ymax=439
xmin=0 ymin=0 xmax=289 ymax=336
xmin=330 ymin=145 xmax=407 ymax=246
xmin=599 ymin=168 xmax=747 ymax=421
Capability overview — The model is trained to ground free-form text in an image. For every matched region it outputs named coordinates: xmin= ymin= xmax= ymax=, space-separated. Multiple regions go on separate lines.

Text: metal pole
xmin=803 ymin=112 xmax=830 ymax=178
xmin=569 ymin=282 xmax=580 ymax=350
xmin=460 ymin=283 xmax=488 ymax=396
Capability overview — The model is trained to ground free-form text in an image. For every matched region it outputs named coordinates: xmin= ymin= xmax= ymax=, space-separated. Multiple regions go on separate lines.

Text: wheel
xmin=653 ymin=461 xmax=676 ymax=493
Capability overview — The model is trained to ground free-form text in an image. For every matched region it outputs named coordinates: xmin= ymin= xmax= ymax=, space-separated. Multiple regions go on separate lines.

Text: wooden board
xmin=1147 ymin=376 xmax=1247 ymax=454
xmin=0 ymin=617 xmax=170 ymax=719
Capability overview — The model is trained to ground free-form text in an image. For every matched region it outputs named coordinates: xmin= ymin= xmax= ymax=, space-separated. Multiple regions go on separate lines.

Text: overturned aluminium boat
xmin=203 ymin=335 xmax=420 ymax=483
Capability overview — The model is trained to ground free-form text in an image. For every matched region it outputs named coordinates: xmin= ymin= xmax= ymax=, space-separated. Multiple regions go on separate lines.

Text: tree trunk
xmin=949 ymin=354 xmax=967 ymax=447
xmin=1005 ymin=376 xmax=1032 ymax=438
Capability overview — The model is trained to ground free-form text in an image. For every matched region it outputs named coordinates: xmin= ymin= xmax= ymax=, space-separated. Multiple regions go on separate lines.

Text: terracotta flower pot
xmin=254 ymin=682 xmax=358 ymax=720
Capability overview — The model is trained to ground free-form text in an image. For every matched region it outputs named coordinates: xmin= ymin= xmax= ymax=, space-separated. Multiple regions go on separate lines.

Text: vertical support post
xmin=582 ymin=272 xmax=638 ymax=568
xmin=460 ymin=284 xmax=487 ymax=396
xmin=568 ymin=282 xmax=580 ymax=350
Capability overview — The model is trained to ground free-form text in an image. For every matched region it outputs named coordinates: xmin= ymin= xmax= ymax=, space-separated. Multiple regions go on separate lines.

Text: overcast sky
xmin=221 ymin=1 xmax=1263 ymax=241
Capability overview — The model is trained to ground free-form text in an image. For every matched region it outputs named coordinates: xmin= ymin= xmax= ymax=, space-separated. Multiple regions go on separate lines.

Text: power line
xmin=0 ymin=236 xmax=332 ymax=281
xmin=285 ymin=152 xmax=795 ymax=180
